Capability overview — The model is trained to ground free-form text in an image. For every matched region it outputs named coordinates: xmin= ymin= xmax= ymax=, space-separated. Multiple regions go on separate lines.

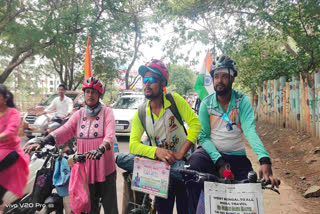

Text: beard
xmin=214 ymin=83 xmax=232 ymax=96
xmin=144 ymin=87 xmax=163 ymax=100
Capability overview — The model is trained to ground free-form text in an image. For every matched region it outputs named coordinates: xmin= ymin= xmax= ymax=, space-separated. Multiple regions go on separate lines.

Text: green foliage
xmin=166 ymin=64 xmax=196 ymax=95
xmin=230 ymin=27 xmax=299 ymax=93
xmin=0 ymin=0 xmax=158 ymax=89
xmin=2 ymin=0 xmax=320 ymax=94
xmin=157 ymin=0 xmax=320 ymax=91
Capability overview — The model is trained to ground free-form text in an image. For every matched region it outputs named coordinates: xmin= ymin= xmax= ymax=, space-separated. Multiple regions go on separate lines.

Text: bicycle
xmin=121 ymin=171 xmax=156 ymax=214
xmin=3 ymin=147 xmax=102 ymax=214
xmin=116 ymin=153 xmax=184 ymax=214
xmin=179 ymin=168 xmax=280 ymax=214
xmin=33 ymin=150 xmax=103 ymax=214
xmin=4 ymin=145 xmax=65 ymax=214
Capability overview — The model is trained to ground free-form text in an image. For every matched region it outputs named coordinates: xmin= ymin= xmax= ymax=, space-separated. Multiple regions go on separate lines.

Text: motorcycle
xmin=24 ymin=115 xmax=77 ymax=156
xmin=3 ymin=145 xmax=65 ymax=214
xmin=24 ymin=113 xmax=67 ymax=138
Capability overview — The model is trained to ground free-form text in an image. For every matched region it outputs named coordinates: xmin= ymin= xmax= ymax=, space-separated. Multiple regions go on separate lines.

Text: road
xmin=21 ymin=136 xmax=313 ymax=214
xmin=115 ymin=136 xmax=130 ymax=214
xmin=244 ymin=141 xmax=314 ymax=214
xmin=116 ymin=138 xmax=315 ymax=214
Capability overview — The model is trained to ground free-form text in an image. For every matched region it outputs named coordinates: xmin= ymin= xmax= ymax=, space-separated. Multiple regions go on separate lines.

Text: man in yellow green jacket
xmin=129 ymin=59 xmax=201 ymax=214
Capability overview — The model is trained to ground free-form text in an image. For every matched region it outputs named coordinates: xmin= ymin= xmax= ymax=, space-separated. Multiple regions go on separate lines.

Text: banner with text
xmin=131 ymin=157 xmax=170 ymax=198
xmin=205 ymin=182 xmax=264 ymax=214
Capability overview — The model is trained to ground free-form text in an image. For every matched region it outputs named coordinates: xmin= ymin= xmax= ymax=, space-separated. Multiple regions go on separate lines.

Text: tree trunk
xmin=125 ymin=16 xmax=141 ymax=90
xmin=0 ymin=49 xmax=33 ymax=83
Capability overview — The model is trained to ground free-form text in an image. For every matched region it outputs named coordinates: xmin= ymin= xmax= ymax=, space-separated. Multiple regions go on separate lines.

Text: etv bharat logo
xmin=205 ymin=75 xmax=212 ymax=86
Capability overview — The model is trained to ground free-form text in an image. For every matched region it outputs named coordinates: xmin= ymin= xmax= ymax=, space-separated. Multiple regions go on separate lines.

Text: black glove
xmin=87 ymin=145 xmax=106 ymax=160
xmin=39 ymin=134 xmax=56 ymax=148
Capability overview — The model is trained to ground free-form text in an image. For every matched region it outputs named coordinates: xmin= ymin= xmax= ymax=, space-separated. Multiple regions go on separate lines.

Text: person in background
xmin=194 ymin=96 xmax=201 ymax=115
xmin=43 ymin=83 xmax=73 ymax=122
xmin=0 ymin=84 xmax=29 ymax=213
xmin=25 ymin=77 xmax=118 ymax=214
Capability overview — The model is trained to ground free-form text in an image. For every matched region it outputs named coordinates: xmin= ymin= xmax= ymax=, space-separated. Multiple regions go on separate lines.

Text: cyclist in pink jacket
xmin=25 ymin=77 xmax=118 ymax=214
xmin=0 ymin=84 xmax=29 ymax=212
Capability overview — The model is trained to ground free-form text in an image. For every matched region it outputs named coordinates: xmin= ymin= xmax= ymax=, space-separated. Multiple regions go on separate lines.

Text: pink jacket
xmin=52 ymin=106 xmax=116 ymax=184
xmin=0 ymin=108 xmax=29 ymax=197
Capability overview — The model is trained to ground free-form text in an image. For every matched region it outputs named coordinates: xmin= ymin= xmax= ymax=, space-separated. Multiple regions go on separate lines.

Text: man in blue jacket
xmin=187 ymin=56 xmax=280 ymax=213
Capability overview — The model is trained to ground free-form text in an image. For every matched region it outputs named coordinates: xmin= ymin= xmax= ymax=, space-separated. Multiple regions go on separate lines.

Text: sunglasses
xmin=222 ymin=113 xmax=233 ymax=131
xmin=143 ymin=76 xmax=161 ymax=84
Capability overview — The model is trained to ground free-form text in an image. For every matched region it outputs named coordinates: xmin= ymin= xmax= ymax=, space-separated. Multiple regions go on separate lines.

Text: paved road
xmin=23 ymin=136 xmax=310 ymax=214
xmin=115 ymin=136 xmax=130 ymax=214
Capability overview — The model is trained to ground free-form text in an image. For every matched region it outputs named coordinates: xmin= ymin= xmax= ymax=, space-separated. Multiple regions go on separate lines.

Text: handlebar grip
xmin=74 ymin=153 xmax=86 ymax=163
xmin=34 ymin=151 xmax=46 ymax=158
xmin=262 ymin=179 xmax=281 ymax=186
xmin=179 ymin=169 xmax=224 ymax=183
xmin=179 ymin=169 xmax=198 ymax=177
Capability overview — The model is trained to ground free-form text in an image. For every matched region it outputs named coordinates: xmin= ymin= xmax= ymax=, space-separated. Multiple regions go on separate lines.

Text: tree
xmin=0 ymin=0 xmax=128 ymax=86
xmin=106 ymin=0 xmax=162 ymax=90
xmin=157 ymin=0 xmax=320 ymax=90
xmin=38 ymin=0 xmax=123 ymax=89
xmin=0 ymin=0 xmax=40 ymax=83
xmin=92 ymin=56 xmax=118 ymax=102
xmin=166 ymin=64 xmax=196 ymax=95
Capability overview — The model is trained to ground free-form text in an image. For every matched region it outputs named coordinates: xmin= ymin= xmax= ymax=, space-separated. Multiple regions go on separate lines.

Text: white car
xmin=112 ymin=94 xmax=146 ymax=136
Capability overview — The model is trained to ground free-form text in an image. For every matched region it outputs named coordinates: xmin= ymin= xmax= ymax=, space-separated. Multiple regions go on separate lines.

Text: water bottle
xmin=114 ymin=138 xmax=119 ymax=153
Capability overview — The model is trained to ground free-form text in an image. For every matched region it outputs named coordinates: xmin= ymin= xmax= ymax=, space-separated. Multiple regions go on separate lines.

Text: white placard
xmin=131 ymin=157 xmax=170 ymax=198
xmin=204 ymin=182 xmax=264 ymax=214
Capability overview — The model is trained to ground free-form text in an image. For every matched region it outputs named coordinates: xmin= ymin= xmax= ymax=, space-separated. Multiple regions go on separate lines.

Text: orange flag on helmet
xmin=84 ymin=34 xmax=92 ymax=78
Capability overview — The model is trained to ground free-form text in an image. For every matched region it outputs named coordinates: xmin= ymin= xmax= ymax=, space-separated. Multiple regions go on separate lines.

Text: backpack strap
xmin=138 ymin=102 xmax=147 ymax=131
xmin=137 ymin=93 xmax=188 ymax=143
xmin=166 ymin=93 xmax=188 ymax=135
xmin=138 ymin=102 xmax=152 ymax=144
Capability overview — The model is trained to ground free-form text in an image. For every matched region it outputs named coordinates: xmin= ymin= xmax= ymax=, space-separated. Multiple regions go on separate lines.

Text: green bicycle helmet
xmin=210 ymin=56 xmax=238 ymax=77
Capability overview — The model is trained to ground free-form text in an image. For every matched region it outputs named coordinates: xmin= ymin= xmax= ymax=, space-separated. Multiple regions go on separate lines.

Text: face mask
xmin=85 ymin=102 xmax=102 ymax=116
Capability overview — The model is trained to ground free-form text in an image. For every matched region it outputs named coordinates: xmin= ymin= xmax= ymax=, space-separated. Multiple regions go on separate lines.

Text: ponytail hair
xmin=0 ymin=84 xmax=16 ymax=108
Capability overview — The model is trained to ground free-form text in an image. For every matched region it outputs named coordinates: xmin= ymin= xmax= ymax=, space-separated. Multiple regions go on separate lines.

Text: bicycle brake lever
xmin=262 ymin=186 xmax=280 ymax=194
xmin=184 ymin=164 xmax=191 ymax=169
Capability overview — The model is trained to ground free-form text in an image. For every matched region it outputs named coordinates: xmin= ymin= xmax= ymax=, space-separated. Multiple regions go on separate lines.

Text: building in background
xmin=8 ymin=69 xmax=60 ymax=95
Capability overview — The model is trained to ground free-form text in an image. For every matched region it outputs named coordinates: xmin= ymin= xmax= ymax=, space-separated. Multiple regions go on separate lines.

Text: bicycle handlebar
xmin=179 ymin=169 xmax=280 ymax=194
xmin=179 ymin=169 xmax=249 ymax=184
xmin=33 ymin=150 xmax=95 ymax=162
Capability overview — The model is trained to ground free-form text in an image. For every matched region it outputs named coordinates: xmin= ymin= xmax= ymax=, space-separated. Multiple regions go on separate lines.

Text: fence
xmin=252 ymin=72 xmax=320 ymax=139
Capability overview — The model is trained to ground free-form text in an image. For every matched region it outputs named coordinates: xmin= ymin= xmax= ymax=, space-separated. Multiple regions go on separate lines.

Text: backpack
xmin=138 ymin=93 xmax=187 ymax=142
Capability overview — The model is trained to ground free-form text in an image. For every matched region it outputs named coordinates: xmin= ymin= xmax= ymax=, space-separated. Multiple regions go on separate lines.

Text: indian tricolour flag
xmin=194 ymin=51 xmax=214 ymax=100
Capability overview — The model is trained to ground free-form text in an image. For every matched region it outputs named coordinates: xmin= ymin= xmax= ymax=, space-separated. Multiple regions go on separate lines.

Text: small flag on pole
xmin=84 ymin=34 xmax=92 ymax=78
xmin=194 ymin=51 xmax=214 ymax=100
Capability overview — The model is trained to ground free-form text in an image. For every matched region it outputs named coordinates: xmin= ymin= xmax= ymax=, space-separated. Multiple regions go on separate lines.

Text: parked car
xmin=112 ymin=94 xmax=146 ymax=136
xmin=23 ymin=91 xmax=84 ymax=138
xmin=112 ymin=90 xmax=143 ymax=106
